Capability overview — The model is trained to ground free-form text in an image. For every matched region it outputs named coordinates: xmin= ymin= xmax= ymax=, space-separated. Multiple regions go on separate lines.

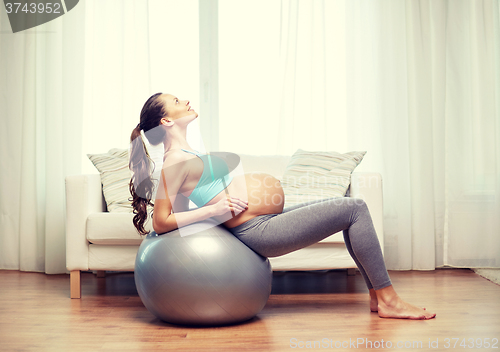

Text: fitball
xmin=134 ymin=220 xmax=273 ymax=326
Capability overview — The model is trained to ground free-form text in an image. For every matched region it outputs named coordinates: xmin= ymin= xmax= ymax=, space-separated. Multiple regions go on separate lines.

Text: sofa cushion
xmin=281 ymin=149 xmax=366 ymax=208
xmin=86 ymin=212 xmax=151 ymax=245
xmin=87 ymin=148 xmax=156 ymax=214
xmin=87 ymin=148 xmax=136 ymax=213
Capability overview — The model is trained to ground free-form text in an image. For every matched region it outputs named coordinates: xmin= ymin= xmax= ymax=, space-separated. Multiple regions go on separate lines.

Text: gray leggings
xmin=226 ymin=197 xmax=392 ymax=291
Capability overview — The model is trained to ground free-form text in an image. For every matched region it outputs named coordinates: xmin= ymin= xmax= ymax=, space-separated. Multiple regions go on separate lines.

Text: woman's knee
xmin=351 ymin=197 xmax=367 ymax=208
xmin=348 ymin=197 xmax=370 ymax=217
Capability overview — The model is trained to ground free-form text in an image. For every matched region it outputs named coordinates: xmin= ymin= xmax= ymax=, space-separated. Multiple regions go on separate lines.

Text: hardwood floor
xmin=0 ymin=268 xmax=499 ymax=351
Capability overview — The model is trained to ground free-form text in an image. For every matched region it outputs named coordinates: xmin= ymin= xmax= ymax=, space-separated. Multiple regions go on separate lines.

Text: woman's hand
xmin=211 ymin=195 xmax=248 ymax=217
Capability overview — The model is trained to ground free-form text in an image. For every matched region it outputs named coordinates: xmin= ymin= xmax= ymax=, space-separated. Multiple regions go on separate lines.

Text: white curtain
xmin=81 ymin=0 xmax=200 ymax=174
xmin=0 ymin=1 xmax=87 ymax=273
xmin=0 ymin=0 xmax=199 ymax=273
xmin=277 ymin=0 xmax=500 ymax=270
xmin=0 ymin=0 xmax=151 ymax=273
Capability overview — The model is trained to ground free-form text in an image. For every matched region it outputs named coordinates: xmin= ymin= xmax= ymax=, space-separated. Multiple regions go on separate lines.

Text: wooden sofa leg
xmin=96 ymin=270 xmax=106 ymax=278
xmin=347 ymin=268 xmax=356 ymax=276
xmin=70 ymin=270 xmax=81 ymax=299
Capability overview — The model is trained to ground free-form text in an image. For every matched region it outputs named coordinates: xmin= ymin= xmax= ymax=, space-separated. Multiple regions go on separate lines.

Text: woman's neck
xmin=163 ymin=143 xmax=193 ymax=155
xmin=162 ymin=127 xmax=192 ymax=154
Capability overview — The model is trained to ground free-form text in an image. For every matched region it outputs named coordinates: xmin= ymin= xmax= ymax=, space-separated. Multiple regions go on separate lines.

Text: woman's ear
xmin=161 ymin=117 xmax=174 ymax=127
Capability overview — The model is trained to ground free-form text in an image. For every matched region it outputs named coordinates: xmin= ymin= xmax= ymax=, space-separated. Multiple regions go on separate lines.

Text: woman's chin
xmin=179 ymin=113 xmax=198 ymax=122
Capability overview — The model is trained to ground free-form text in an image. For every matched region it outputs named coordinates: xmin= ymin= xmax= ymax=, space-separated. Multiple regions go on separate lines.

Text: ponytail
xmin=129 ymin=126 xmax=155 ymax=236
xmin=129 ymin=92 xmax=166 ymax=235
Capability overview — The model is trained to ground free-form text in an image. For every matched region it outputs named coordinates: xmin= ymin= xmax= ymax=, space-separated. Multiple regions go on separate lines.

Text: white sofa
xmin=65 ymin=154 xmax=384 ymax=298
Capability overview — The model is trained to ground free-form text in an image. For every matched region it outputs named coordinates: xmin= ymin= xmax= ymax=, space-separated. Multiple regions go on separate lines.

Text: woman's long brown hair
xmin=128 ymin=93 xmax=167 ymax=235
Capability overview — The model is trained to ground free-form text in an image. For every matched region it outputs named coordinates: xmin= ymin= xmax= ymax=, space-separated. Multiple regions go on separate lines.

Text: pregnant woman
xmin=129 ymin=93 xmax=435 ymax=320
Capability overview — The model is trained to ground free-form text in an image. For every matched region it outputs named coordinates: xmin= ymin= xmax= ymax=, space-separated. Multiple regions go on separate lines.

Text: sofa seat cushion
xmin=86 ymin=212 xmax=151 ymax=245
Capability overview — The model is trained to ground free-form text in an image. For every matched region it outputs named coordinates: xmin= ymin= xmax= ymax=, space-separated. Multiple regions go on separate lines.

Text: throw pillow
xmin=87 ymin=148 xmax=154 ymax=214
xmin=280 ymin=149 xmax=367 ymax=208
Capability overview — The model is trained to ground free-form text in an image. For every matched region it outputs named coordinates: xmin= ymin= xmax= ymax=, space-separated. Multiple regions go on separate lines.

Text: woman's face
xmin=160 ymin=94 xmax=198 ymax=125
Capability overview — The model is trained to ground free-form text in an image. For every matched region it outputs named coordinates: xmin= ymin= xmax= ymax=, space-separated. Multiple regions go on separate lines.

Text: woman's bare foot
xmin=378 ymin=296 xmax=435 ymax=320
xmin=369 ymin=288 xmax=426 ymax=313
xmin=375 ymin=285 xmax=435 ymax=320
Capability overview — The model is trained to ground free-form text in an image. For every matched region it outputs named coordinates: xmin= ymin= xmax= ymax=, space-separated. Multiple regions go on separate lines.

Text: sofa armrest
xmin=65 ymin=174 xmax=106 ymax=271
xmin=349 ymin=172 xmax=384 ymax=254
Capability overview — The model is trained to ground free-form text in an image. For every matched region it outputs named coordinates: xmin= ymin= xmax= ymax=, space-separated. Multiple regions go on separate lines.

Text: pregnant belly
xmin=210 ymin=172 xmax=284 ymax=228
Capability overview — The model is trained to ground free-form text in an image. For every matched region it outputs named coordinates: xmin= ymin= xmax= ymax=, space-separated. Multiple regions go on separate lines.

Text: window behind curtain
xmin=148 ymin=0 xmax=200 ymax=165
xmin=81 ymin=0 xmax=201 ymax=174
xmin=218 ymin=0 xmax=281 ymax=155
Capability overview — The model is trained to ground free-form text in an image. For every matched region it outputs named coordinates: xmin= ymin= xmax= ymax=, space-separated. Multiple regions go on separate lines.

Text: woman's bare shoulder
xmin=163 ymin=149 xmax=189 ymax=163
xmin=161 ymin=150 xmax=193 ymax=175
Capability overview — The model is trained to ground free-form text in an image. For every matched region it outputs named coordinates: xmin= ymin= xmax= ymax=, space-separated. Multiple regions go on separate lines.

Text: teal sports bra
xmin=181 ymin=149 xmax=234 ymax=207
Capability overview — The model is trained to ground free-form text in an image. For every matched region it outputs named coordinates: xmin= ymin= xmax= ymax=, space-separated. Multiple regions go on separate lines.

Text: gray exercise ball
xmin=134 ymin=220 xmax=273 ymax=326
